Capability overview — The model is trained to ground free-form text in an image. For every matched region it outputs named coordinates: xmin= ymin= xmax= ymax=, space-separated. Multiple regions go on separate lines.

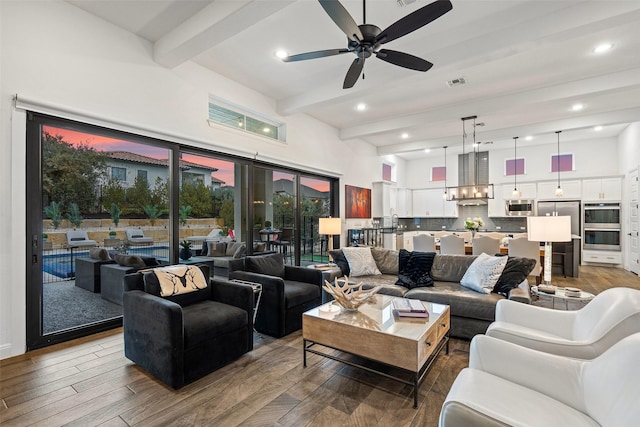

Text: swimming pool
xmin=42 ymin=245 xmax=171 ymax=281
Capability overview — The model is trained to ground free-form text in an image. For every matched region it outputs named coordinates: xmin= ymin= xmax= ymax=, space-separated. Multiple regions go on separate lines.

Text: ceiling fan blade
xmin=343 ymin=57 xmax=365 ymax=89
xmin=376 ymin=49 xmax=433 ymax=71
xmin=375 ymin=0 xmax=452 ymax=45
xmin=318 ymin=0 xmax=363 ymax=42
xmin=283 ymin=49 xmax=349 ymax=62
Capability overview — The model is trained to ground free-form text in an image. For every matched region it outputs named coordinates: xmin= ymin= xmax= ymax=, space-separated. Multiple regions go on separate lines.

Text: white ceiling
xmin=65 ymin=0 xmax=640 ymax=159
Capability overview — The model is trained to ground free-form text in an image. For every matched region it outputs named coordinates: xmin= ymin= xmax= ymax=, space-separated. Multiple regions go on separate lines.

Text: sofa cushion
xmin=233 ymin=243 xmax=246 ymax=258
xmin=330 ymin=249 xmax=350 ymax=276
xmin=115 ymin=253 xmax=146 ymax=268
xmin=431 ymin=255 xmax=478 ymax=282
xmin=89 ymin=247 xmax=111 ymax=261
xmin=406 ymin=282 xmax=504 ymax=321
xmin=284 ymin=280 xmax=322 ymax=308
xmin=493 ymin=256 xmax=536 ymax=296
xmin=246 ymin=253 xmax=285 ymax=278
xmin=342 ymin=247 xmax=381 ymax=277
xmin=460 ymin=254 xmax=508 ymax=294
xmin=182 ymin=300 xmax=247 ymax=348
xmin=371 ymin=247 xmax=399 ymax=275
xmin=396 ymin=249 xmax=436 ymax=289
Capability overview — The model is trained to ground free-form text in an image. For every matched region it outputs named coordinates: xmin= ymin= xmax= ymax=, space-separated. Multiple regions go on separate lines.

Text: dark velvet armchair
xmin=123 ymin=265 xmax=254 ymax=388
xmin=228 ymin=253 xmax=323 ymax=338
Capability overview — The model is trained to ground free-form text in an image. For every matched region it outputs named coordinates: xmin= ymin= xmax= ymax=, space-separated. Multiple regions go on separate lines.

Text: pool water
xmin=42 ymin=245 xmax=171 ymax=279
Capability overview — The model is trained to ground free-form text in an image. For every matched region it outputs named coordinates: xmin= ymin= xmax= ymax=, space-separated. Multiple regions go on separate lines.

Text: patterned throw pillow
xmin=460 ymin=253 xmax=508 ymax=294
xmin=341 ymin=247 xmax=381 ymax=277
xmin=144 ymin=265 xmax=208 ymax=297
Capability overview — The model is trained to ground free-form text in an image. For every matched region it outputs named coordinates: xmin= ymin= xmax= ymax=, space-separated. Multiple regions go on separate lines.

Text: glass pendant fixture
xmin=512 ymin=136 xmax=521 ymax=197
xmin=555 ymin=131 xmax=564 ymax=196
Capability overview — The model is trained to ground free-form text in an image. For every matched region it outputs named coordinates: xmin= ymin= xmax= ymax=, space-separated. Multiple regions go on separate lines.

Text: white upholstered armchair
xmin=486 ymin=287 xmax=640 ymax=359
xmin=440 ymin=334 xmax=640 ymax=427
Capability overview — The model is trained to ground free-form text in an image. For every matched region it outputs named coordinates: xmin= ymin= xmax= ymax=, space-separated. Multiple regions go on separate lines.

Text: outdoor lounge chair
xmin=66 ymin=230 xmax=97 ymax=248
xmin=125 ymin=229 xmax=154 ymax=245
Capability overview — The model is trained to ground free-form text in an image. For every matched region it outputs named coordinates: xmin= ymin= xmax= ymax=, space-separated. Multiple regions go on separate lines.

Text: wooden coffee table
xmin=302 ymin=294 xmax=450 ymax=408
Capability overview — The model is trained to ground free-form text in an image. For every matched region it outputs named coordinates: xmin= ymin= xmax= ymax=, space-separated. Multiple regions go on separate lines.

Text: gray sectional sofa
xmin=330 ymin=248 xmax=532 ymax=339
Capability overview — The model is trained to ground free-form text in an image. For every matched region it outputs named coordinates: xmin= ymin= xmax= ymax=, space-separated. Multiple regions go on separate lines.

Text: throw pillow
xmin=144 ymin=265 xmax=208 ymax=297
xmin=114 ymin=253 xmax=146 ymax=268
xmin=89 ymin=247 xmax=111 ymax=261
xmin=226 ymin=241 xmax=243 ymax=257
xmin=253 ymin=242 xmax=267 ymax=252
xmin=329 ymin=250 xmax=350 ymax=277
xmin=341 ymin=247 xmax=381 ymax=277
xmin=233 ymin=243 xmax=246 ymax=258
xmin=395 ymin=249 xmax=436 ymax=289
xmin=460 ymin=253 xmax=508 ymax=294
xmin=246 ymin=253 xmax=285 ymax=278
xmin=207 ymin=242 xmax=227 ymax=257
xmin=493 ymin=256 xmax=537 ymax=296
xmin=371 ymin=247 xmax=399 ymax=275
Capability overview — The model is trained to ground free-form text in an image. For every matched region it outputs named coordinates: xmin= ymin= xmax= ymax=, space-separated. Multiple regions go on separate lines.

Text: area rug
xmin=42 ymin=281 xmax=122 ymax=334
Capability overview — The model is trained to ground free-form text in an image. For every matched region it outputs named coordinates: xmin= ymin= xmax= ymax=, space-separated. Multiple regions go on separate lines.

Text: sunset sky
xmin=44 ymin=126 xmax=329 ymax=192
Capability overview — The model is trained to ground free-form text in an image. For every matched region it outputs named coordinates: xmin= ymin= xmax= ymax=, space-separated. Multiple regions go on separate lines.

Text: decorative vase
xmin=470 ymin=229 xmax=476 ymax=239
xmin=179 ymin=247 xmax=192 ymax=260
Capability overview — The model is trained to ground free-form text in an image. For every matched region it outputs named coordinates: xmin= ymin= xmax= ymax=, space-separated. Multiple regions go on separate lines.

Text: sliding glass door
xmin=26 ymin=113 xmax=175 ymax=349
xmin=25 ymin=113 xmax=338 ymax=350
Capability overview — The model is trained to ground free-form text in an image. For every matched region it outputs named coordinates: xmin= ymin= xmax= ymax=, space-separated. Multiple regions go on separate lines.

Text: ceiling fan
xmin=282 ymin=0 xmax=453 ymax=89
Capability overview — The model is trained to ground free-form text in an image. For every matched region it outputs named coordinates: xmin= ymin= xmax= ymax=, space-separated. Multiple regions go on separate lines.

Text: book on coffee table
xmin=393 ymin=299 xmax=429 ymax=318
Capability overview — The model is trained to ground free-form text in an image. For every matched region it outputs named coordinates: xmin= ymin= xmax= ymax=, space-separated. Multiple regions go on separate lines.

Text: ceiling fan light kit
xmin=282 ymin=0 xmax=453 ymax=88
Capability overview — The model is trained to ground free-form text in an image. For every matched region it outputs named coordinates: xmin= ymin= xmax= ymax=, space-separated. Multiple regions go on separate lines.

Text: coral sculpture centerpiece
xmin=323 ymin=277 xmax=382 ymax=311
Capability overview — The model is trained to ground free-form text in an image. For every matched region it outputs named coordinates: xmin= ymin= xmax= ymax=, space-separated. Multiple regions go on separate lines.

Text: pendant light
xmin=555 ymin=130 xmax=564 ymax=196
xmin=512 ymin=136 xmax=521 ymax=197
xmin=442 ymin=146 xmax=448 ymax=199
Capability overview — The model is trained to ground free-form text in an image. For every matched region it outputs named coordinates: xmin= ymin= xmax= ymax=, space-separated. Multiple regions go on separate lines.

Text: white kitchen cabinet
xmin=582 ymin=250 xmax=622 ymax=265
xmin=582 ymin=177 xmax=622 ymax=201
xmin=488 ymin=184 xmax=506 ymax=217
xmin=502 ymin=182 xmax=537 ymax=200
xmin=412 ymin=189 xmax=452 ymax=217
xmin=537 ymin=180 xmax=582 ymax=199
xmin=396 ymin=188 xmax=413 ymax=217
xmin=372 ymin=181 xmax=397 ymax=217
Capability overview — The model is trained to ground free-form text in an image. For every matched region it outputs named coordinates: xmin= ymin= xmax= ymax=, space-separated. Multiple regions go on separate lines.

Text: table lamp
xmin=319 ymin=217 xmax=342 ymax=259
xmin=527 ymin=215 xmax=571 ymax=285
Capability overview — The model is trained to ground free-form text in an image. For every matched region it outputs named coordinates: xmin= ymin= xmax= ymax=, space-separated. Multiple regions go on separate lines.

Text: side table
xmin=230 ymin=279 xmax=262 ymax=325
xmin=532 ymin=285 xmax=595 ymax=310
xmin=307 ymin=264 xmax=343 ymax=303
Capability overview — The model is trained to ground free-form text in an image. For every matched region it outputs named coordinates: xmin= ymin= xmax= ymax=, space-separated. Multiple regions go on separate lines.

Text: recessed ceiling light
xmin=401 ymin=133 xmax=409 ymax=139
xmin=424 ymin=148 xmax=430 ymax=153
xmin=571 ymin=103 xmax=584 ymax=111
xmin=594 ymin=125 xmax=603 ymax=131
xmin=263 ymin=127 xmax=271 ymax=133
xmin=355 ymin=103 xmax=367 ymax=111
xmin=593 ymin=43 xmax=613 ymax=54
xmin=525 ymin=136 xmax=533 ymax=141
xmin=275 ymin=50 xmax=288 ymax=59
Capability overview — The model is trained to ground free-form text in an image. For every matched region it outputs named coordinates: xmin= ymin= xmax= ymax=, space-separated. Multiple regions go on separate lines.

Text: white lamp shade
xmin=319 ymin=217 xmax=341 ymax=235
xmin=527 ymin=216 xmax=571 ymax=242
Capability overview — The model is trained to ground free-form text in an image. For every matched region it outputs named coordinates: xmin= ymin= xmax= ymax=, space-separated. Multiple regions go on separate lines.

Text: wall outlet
xmin=442 ymin=225 xmax=446 ymax=229
xmin=416 ymin=224 xmax=420 ymax=228
xmin=496 ymin=226 xmax=501 ymax=230
xmin=520 ymin=227 xmax=526 ymax=230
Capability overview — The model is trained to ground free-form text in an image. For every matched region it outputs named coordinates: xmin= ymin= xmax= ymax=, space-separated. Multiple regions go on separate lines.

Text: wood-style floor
xmin=1 ymin=266 xmax=638 ymax=427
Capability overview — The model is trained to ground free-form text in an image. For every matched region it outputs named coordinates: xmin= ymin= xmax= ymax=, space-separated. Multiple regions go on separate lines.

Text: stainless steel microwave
xmin=505 ymin=200 xmax=535 ymax=216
